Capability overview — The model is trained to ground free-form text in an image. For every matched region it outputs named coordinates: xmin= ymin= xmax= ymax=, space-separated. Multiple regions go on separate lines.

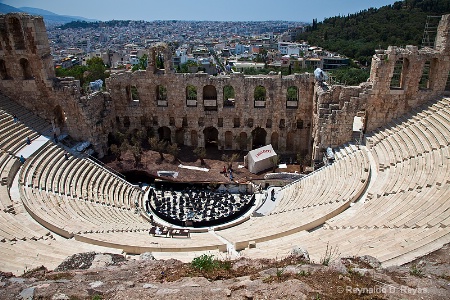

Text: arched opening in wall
xmin=247 ymin=118 xmax=254 ymax=128
xmin=0 ymin=60 xmax=11 ymax=80
xmin=158 ymin=126 xmax=171 ymax=143
xmin=156 ymin=85 xmax=167 ymax=107
xmin=203 ymin=126 xmax=219 ymax=149
xmin=175 ymin=128 xmax=185 ymax=145
xmin=254 ymin=85 xmax=266 ymax=108
xmin=156 ymin=51 xmax=165 ymax=70
xmin=390 ymin=58 xmax=407 ymax=89
xmin=53 ymin=105 xmax=66 ymax=127
xmin=8 ymin=17 xmax=25 ymax=50
xmin=186 ymin=85 xmax=197 ymax=106
xmin=252 ymin=127 xmax=267 ymax=149
xmin=286 ymin=86 xmax=298 ymax=108
xmin=271 ymin=132 xmax=279 ymax=150
xmin=123 ymin=116 xmax=131 ymax=128
xmin=20 ymin=58 xmax=33 ymax=79
xmin=238 ymin=132 xmax=248 ymax=151
xmin=419 ymin=60 xmax=431 ymax=90
xmin=225 ymin=131 xmax=233 ymax=149
xmin=130 ymin=86 xmax=140 ymax=102
xmin=190 ymin=130 xmax=198 ymax=147
xmin=203 ymin=85 xmax=217 ymax=111
xmin=223 ymin=85 xmax=235 ymax=107
xmin=286 ymin=132 xmax=296 ymax=152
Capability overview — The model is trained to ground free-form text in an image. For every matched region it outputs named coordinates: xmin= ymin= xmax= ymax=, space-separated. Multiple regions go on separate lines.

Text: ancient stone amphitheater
xmin=0 ymin=13 xmax=449 ymax=275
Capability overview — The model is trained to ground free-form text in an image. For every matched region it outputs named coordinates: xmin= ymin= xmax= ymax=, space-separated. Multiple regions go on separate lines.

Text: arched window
xmin=223 ymin=85 xmax=235 ymax=107
xmin=20 ymin=58 xmax=33 ymax=79
xmin=390 ymin=58 xmax=408 ymax=89
xmin=254 ymin=85 xmax=266 ymax=107
xmin=203 ymin=85 xmax=217 ymax=111
xmin=286 ymin=86 xmax=298 ymax=108
xmin=156 ymin=85 xmax=167 ymax=106
xmin=0 ymin=60 xmax=11 ymax=80
xmin=9 ymin=17 xmax=25 ymax=50
xmin=186 ymin=85 xmax=197 ymax=106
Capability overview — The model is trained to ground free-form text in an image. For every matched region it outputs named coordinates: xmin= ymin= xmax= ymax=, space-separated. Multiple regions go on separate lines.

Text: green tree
xmin=132 ymin=54 xmax=148 ymax=71
xmin=193 ymin=147 xmax=207 ymax=165
xmin=166 ymin=143 xmax=179 ymax=163
xmin=254 ymin=86 xmax=266 ymax=100
xmin=84 ymin=57 xmax=108 ymax=85
xmin=149 ymin=137 xmax=166 ymax=161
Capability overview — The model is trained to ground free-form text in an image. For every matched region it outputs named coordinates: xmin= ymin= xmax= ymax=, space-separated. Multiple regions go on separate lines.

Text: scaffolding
xmin=421 ymin=15 xmax=441 ymax=49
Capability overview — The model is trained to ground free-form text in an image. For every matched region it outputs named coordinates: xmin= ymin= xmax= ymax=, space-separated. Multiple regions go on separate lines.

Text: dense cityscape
xmin=49 ymin=19 xmax=351 ymax=83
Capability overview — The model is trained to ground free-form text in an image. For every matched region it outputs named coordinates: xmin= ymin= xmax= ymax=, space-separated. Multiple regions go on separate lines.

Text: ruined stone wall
xmin=311 ymin=14 xmax=450 ymax=161
xmin=0 ymin=13 xmax=55 ymax=116
xmin=1 ymin=12 xmax=449 ymax=162
xmin=107 ymin=70 xmax=315 ymax=155
xmin=0 ymin=14 xmax=115 ymax=157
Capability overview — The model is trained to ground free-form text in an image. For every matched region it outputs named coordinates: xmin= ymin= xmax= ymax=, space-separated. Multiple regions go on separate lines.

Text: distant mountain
xmin=0 ymin=4 xmax=98 ymax=24
xmin=0 ymin=3 xmax=21 ymax=14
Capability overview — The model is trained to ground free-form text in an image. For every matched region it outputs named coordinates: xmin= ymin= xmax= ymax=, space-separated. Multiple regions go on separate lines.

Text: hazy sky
xmin=1 ymin=0 xmax=397 ymax=22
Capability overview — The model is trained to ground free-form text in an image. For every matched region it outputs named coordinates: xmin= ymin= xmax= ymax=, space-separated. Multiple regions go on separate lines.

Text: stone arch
xmin=8 ymin=17 xmax=25 ymax=50
xmin=271 ymin=132 xmax=279 ymax=150
xmin=203 ymin=85 xmax=217 ymax=111
xmin=175 ymin=128 xmax=185 ymax=145
xmin=203 ymin=85 xmax=217 ymax=100
xmin=254 ymin=85 xmax=266 ymax=108
xmin=254 ymin=85 xmax=266 ymax=100
xmin=186 ymin=85 xmax=197 ymax=106
xmin=223 ymin=85 xmax=235 ymax=107
xmin=20 ymin=58 xmax=33 ymax=79
xmin=190 ymin=130 xmax=198 ymax=147
xmin=286 ymin=86 xmax=299 ymax=108
xmin=53 ymin=105 xmax=65 ymax=127
xmin=238 ymin=132 xmax=248 ymax=151
xmin=252 ymin=127 xmax=267 ymax=149
xmin=158 ymin=126 xmax=171 ymax=143
xmin=0 ymin=60 xmax=10 ymax=80
xmin=156 ymin=85 xmax=167 ymax=100
xmin=287 ymin=86 xmax=298 ymax=100
xmin=390 ymin=57 xmax=408 ymax=89
xmin=225 ymin=131 xmax=233 ymax=149
xmin=286 ymin=131 xmax=296 ymax=152
xmin=203 ymin=126 xmax=219 ymax=148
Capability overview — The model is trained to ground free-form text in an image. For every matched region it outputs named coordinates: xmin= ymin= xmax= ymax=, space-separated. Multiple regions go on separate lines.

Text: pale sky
xmin=1 ymin=0 xmax=397 ymax=22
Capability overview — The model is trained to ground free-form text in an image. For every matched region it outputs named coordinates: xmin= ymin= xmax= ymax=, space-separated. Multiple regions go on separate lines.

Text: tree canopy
xmin=297 ymin=0 xmax=450 ymax=66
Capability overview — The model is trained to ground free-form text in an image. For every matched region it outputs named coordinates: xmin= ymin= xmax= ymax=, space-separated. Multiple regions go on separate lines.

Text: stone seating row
xmin=241 ymin=226 xmax=450 ymax=267
xmin=366 ymin=97 xmax=449 ymax=151
xmin=240 ymin=98 xmax=449 ymax=266
xmin=274 ymin=150 xmax=368 ymax=214
xmin=0 ymin=152 xmax=53 ymax=242
xmin=0 ymin=237 xmax=123 ymax=275
xmin=216 ymin=149 xmax=370 ymax=250
xmin=20 ymin=143 xmax=140 ymax=211
xmin=75 ymin=230 xmax=227 ymax=254
xmin=20 ymin=186 xmax=149 ymax=238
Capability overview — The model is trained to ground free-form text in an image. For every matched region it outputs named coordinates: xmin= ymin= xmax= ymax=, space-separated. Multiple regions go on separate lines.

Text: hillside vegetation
xmin=297 ymin=0 xmax=450 ymax=66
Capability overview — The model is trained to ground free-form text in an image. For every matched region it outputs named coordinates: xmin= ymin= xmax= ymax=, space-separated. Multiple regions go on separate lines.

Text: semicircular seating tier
xmin=0 ymin=93 xmax=449 ymax=274
xmin=239 ymin=97 xmax=450 ymax=267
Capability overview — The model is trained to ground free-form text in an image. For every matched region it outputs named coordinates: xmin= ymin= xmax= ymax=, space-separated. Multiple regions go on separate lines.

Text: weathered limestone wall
xmin=311 ymin=14 xmax=450 ymax=161
xmin=107 ymin=70 xmax=314 ymax=154
xmin=0 ymin=13 xmax=55 ymax=117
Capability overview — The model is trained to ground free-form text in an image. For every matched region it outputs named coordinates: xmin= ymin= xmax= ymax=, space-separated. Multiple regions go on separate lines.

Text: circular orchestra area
xmin=145 ymin=183 xmax=256 ymax=228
